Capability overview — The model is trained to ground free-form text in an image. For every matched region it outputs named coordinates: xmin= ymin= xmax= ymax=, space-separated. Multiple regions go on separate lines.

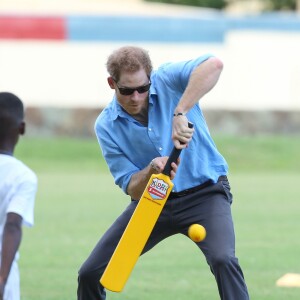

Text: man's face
xmin=109 ymin=69 xmax=150 ymax=116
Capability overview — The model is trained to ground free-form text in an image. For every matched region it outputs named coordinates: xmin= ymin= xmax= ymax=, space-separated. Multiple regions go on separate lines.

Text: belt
xmin=169 ymin=175 xmax=227 ymax=199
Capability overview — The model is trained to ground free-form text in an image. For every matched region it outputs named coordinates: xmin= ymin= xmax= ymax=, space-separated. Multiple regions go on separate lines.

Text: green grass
xmin=14 ymin=135 xmax=300 ymax=300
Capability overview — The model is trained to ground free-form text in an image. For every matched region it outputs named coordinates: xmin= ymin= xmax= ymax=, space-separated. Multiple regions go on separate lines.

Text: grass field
xmin=15 ymin=135 xmax=300 ymax=300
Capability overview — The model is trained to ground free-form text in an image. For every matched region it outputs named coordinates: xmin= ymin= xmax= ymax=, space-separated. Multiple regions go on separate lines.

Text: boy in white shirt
xmin=0 ymin=92 xmax=37 ymax=300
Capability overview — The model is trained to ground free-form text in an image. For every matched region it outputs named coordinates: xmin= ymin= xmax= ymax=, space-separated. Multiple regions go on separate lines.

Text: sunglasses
xmin=114 ymin=79 xmax=151 ymax=96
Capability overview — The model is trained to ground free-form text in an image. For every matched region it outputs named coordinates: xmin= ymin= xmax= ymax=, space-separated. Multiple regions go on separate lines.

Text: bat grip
xmin=162 ymin=122 xmax=194 ymax=176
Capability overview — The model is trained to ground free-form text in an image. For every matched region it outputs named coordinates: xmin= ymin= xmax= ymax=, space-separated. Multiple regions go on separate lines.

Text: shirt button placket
xmin=148 ymin=127 xmax=163 ymax=155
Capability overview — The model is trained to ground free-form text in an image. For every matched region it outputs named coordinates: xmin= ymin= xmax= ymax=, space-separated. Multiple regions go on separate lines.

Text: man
xmin=77 ymin=46 xmax=249 ymax=300
xmin=0 ymin=92 xmax=38 ymax=300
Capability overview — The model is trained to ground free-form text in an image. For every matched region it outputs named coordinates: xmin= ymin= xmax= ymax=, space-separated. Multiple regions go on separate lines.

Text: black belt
xmin=169 ymin=175 xmax=228 ymax=199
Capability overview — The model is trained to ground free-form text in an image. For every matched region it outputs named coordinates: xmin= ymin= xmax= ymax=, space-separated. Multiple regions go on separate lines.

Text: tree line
xmin=145 ymin=0 xmax=298 ymax=11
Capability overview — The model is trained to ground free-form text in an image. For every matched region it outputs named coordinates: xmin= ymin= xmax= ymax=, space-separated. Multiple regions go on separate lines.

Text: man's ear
xmin=107 ymin=77 xmax=116 ymax=90
xmin=19 ymin=121 xmax=25 ymax=135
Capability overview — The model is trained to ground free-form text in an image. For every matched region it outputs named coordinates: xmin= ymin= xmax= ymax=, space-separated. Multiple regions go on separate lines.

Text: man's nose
xmin=131 ymin=90 xmax=140 ymax=99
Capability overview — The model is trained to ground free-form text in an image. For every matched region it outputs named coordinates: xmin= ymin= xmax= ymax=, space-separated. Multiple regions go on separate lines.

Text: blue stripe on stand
xmin=229 ymin=13 xmax=300 ymax=32
xmin=67 ymin=15 xmax=227 ymax=43
xmin=66 ymin=13 xmax=300 ymax=43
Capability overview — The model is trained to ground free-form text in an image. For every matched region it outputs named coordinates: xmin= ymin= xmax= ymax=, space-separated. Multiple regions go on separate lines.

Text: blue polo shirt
xmin=95 ymin=54 xmax=228 ymax=194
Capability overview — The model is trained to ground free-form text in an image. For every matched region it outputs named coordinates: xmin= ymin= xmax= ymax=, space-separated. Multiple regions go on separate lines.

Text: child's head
xmin=0 ymin=92 xmax=25 ymax=147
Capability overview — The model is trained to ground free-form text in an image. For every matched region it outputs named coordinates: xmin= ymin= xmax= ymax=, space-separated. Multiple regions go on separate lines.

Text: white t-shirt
xmin=0 ymin=154 xmax=38 ymax=259
xmin=0 ymin=154 xmax=37 ymax=300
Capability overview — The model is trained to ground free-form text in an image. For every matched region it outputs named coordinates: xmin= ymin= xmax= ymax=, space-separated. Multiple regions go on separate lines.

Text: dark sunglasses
xmin=114 ymin=80 xmax=151 ymax=96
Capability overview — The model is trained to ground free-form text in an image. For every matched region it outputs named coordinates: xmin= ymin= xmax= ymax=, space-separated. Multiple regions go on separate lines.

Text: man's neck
xmin=132 ymin=112 xmax=148 ymax=126
xmin=132 ymin=106 xmax=149 ymax=126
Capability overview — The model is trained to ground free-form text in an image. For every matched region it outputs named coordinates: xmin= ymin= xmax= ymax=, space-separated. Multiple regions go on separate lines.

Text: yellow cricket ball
xmin=188 ymin=224 xmax=206 ymax=242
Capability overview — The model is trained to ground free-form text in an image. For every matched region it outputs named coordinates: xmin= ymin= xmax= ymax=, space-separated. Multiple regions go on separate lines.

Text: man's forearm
xmin=126 ymin=164 xmax=155 ymax=200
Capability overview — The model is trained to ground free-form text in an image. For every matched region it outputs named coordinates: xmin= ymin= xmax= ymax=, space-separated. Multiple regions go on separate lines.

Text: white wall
xmin=1 ymin=30 xmax=300 ymax=111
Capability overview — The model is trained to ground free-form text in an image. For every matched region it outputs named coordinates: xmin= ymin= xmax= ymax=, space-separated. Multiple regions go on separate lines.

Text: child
xmin=0 ymin=92 xmax=37 ymax=300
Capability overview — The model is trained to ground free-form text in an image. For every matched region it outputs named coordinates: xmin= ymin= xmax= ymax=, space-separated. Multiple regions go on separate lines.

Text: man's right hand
xmin=150 ymin=156 xmax=180 ymax=180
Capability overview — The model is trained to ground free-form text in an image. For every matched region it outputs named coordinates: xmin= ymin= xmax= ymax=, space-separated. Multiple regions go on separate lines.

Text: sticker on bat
xmin=147 ymin=178 xmax=170 ymax=200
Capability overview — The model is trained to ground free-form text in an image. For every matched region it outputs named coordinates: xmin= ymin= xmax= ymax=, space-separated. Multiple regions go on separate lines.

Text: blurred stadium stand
xmin=1 ymin=0 xmax=300 ymax=136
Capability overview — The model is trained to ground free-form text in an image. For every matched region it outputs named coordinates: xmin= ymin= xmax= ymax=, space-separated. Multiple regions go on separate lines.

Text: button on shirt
xmin=95 ymin=54 xmax=228 ymax=194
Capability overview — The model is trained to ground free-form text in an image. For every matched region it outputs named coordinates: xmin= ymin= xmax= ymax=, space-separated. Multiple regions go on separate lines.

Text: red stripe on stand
xmin=0 ymin=16 xmax=66 ymax=40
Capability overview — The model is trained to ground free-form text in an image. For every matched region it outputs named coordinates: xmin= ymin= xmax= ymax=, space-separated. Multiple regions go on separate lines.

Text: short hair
xmin=0 ymin=92 xmax=24 ymax=137
xmin=106 ymin=46 xmax=153 ymax=82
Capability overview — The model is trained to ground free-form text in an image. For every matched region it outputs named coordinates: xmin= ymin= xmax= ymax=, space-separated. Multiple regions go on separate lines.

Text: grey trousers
xmin=77 ymin=178 xmax=249 ymax=300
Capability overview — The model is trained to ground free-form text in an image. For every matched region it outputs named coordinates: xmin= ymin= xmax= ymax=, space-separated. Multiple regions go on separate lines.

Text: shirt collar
xmin=110 ymin=96 xmax=123 ymax=121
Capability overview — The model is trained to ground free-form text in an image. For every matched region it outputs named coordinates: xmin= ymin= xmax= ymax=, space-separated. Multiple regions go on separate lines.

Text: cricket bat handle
xmin=162 ymin=122 xmax=193 ymax=176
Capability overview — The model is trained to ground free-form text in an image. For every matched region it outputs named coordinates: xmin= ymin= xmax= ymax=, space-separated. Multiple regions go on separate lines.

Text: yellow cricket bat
xmin=100 ymin=122 xmax=193 ymax=292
